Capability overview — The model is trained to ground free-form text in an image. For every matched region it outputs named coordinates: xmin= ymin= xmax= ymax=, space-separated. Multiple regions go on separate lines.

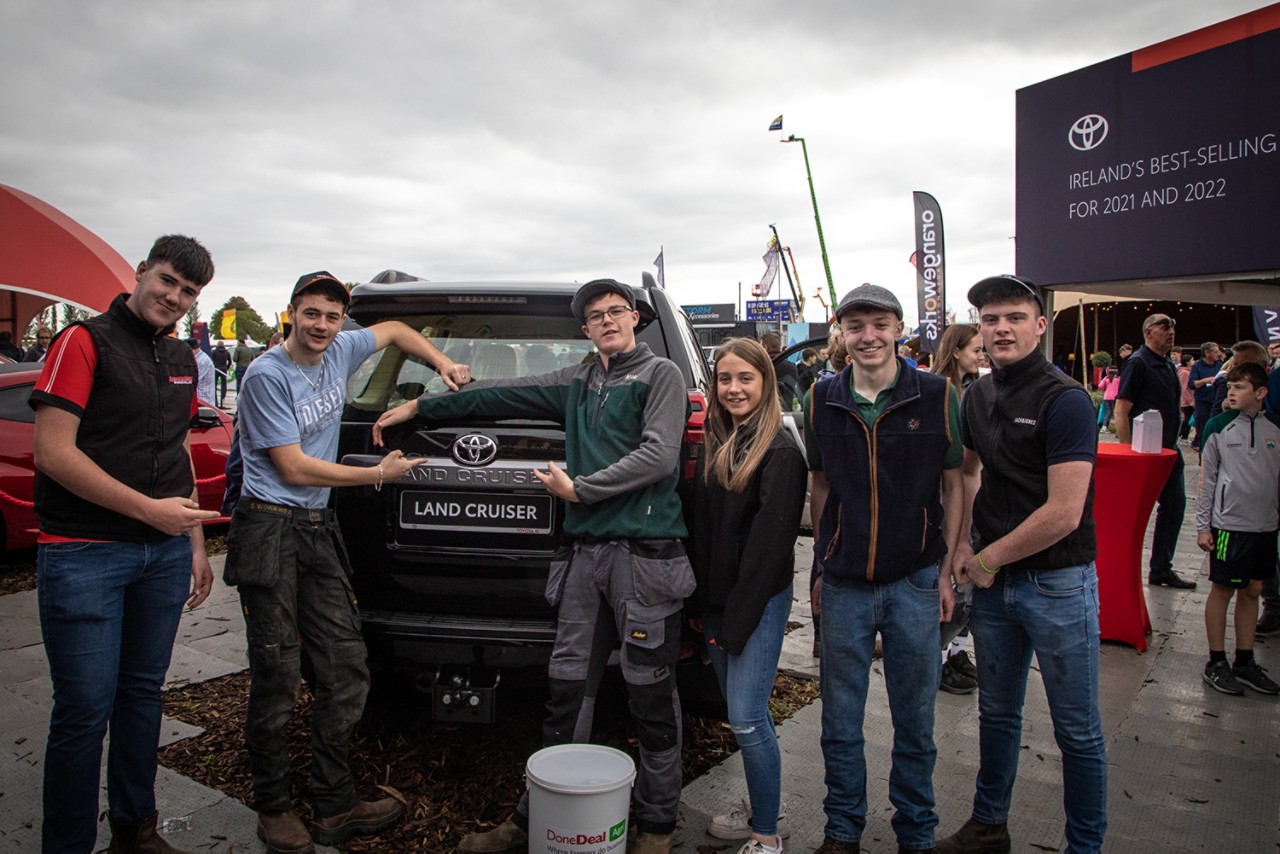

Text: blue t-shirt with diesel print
xmin=238 ymin=329 xmax=375 ymax=508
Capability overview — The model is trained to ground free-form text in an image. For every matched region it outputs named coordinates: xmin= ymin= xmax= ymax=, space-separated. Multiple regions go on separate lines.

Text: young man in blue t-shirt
xmin=227 ymin=272 xmax=470 ymax=853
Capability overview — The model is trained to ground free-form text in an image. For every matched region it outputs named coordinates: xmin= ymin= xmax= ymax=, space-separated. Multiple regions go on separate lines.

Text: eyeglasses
xmin=584 ymin=305 xmax=633 ymax=326
xmin=1147 ymin=318 xmax=1175 ymax=329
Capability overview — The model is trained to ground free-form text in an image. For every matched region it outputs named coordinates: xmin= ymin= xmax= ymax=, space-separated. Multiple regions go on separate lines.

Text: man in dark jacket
xmin=1115 ymin=313 xmax=1195 ymax=589
xmin=374 ymin=278 xmax=692 ymax=854
xmin=22 ymin=327 xmax=52 ymax=362
xmin=0 ymin=330 xmax=23 ymax=361
xmin=761 ymin=331 xmax=802 ymax=410
xmin=29 ymin=235 xmax=219 ymax=853
xmin=1188 ymin=341 xmax=1222 ymax=448
xmin=803 ymin=284 xmax=963 ymax=854
xmin=937 ymin=275 xmax=1104 ymax=854
xmin=210 ymin=340 xmax=232 ymax=406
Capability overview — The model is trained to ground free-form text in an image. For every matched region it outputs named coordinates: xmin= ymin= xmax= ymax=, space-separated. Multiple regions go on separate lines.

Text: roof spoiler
xmin=368 ymin=269 xmax=427 ymax=284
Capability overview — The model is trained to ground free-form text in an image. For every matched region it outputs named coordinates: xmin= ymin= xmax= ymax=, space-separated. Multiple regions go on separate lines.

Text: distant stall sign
xmin=746 ymin=299 xmax=798 ymax=322
xmin=681 ymin=303 xmax=736 ymax=323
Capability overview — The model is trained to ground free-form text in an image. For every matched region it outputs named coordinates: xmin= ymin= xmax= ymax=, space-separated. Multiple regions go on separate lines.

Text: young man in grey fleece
xmin=374 ymin=278 xmax=692 ymax=854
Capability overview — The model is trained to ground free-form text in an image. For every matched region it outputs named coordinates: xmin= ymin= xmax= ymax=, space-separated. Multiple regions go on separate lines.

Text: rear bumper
xmin=361 ymin=609 xmax=557 ymax=646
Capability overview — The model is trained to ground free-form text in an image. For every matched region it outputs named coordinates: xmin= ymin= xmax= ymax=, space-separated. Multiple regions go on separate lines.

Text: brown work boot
xmin=107 ymin=812 xmax=195 ymax=853
xmin=935 ymin=817 xmax=1011 ymax=854
xmin=256 ymin=810 xmax=315 ymax=854
xmin=631 ymin=830 xmax=674 ymax=853
xmin=309 ymin=797 xmax=404 ymax=845
xmin=457 ymin=816 xmax=528 ymax=852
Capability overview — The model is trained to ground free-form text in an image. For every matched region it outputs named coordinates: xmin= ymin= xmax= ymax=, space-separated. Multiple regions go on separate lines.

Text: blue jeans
xmin=1149 ymin=449 xmax=1185 ymax=577
xmin=37 ymin=536 xmax=192 ymax=854
xmin=819 ymin=565 xmax=941 ymax=849
xmin=969 ymin=564 xmax=1107 ymax=854
xmin=703 ymin=585 xmax=792 ymax=837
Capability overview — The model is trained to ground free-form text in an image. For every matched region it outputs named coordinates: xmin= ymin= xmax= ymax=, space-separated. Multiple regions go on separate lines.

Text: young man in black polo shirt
xmin=938 ymin=274 xmax=1105 ymax=854
xmin=1114 ymin=313 xmax=1195 ymax=589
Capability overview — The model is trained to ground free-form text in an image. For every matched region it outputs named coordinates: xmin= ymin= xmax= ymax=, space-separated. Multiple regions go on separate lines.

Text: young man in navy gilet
xmin=804 ymin=284 xmax=964 ymax=854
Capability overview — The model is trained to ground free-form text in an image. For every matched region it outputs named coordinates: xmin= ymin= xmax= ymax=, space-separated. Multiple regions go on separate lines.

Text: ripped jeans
xmin=703 ymin=584 xmax=792 ymax=837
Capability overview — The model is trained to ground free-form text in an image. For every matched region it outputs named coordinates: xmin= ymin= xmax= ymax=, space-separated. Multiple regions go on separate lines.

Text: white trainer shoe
xmin=708 ymin=797 xmax=791 ymax=840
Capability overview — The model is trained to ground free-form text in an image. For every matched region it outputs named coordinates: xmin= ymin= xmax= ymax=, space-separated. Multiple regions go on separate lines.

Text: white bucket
xmin=526 ymin=744 xmax=636 ymax=854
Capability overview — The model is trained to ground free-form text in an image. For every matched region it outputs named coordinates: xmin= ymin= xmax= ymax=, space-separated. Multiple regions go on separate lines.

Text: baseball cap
xmin=967 ymin=274 xmax=1044 ymax=314
xmin=835 ymin=283 xmax=903 ymax=321
xmin=291 ymin=271 xmax=350 ymax=307
xmin=570 ymin=279 xmax=635 ymax=323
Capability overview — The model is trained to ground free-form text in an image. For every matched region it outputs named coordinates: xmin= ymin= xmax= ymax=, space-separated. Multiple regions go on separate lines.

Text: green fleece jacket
xmin=417 ymin=342 xmax=689 ymax=540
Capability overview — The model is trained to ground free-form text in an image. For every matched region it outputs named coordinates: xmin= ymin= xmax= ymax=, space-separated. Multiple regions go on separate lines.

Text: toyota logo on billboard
xmin=1068 ymin=114 xmax=1109 ymax=151
xmin=452 ymin=434 xmax=498 ymax=466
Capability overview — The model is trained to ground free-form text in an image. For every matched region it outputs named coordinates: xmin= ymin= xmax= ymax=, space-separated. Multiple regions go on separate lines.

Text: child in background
xmin=1097 ymin=366 xmax=1120 ymax=433
xmin=1196 ymin=362 xmax=1280 ymax=696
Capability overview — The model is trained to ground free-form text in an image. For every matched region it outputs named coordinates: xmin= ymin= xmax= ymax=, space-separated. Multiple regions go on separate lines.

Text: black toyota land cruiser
xmin=335 ymin=272 xmax=713 ymax=721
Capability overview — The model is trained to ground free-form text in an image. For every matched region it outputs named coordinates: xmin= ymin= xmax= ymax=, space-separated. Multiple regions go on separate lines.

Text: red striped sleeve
xmin=33 ymin=326 xmax=98 ymax=415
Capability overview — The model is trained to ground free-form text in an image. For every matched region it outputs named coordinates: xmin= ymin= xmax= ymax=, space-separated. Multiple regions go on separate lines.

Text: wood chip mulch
xmin=0 ymin=553 xmax=36 ymax=595
xmin=159 ymin=669 xmax=819 ymax=852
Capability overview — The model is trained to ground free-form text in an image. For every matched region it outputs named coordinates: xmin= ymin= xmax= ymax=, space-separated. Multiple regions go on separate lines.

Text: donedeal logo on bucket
xmin=542 ymin=819 xmax=627 ymax=853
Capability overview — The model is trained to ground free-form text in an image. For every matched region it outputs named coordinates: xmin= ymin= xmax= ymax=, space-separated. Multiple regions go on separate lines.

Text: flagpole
xmin=782 ymin=135 xmax=838 ymax=310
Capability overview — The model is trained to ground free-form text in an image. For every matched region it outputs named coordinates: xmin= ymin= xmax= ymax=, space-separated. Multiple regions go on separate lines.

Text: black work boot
xmin=935 ymin=817 xmax=1011 ymax=854
xmin=107 ymin=813 xmax=194 ymax=854
xmin=815 ymin=837 xmax=860 ymax=853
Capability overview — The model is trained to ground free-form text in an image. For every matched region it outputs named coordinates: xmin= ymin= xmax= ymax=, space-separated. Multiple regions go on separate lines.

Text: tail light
xmin=682 ymin=389 xmax=707 ymax=481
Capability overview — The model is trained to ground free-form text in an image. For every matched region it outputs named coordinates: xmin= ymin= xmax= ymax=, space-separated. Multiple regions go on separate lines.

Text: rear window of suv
xmin=346 ymin=311 xmax=596 ymax=413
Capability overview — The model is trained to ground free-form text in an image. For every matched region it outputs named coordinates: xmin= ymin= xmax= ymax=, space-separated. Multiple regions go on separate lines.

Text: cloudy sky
xmin=0 ymin=1 xmax=1263 ymax=326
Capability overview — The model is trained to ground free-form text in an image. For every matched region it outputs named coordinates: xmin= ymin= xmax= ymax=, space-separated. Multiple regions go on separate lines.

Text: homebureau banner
xmin=913 ymin=191 xmax=945 ymax=354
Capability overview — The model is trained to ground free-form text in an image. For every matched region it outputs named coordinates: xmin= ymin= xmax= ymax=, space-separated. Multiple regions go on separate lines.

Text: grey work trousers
xmin=517 ymin=538 xmax=694 ymax=836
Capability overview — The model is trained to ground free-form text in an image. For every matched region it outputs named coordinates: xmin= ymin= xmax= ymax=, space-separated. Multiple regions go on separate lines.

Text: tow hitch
xmin=418 ymin=665 xmax=501 ymax=723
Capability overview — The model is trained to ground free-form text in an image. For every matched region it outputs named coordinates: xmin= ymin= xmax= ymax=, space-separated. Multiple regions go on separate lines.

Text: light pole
xmin=782 ymin=134 xmax=838 ymax=314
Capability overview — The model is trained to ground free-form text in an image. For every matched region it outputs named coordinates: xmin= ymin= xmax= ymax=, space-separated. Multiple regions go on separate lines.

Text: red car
xmin=0 ymin=363 xmax=232 ymax=555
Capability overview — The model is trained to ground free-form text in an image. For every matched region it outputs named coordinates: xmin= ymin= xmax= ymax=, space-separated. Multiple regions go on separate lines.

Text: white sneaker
xmin=737 ymin=838 xmax=784 ymax=853
xmin=708 ymin=797 xmax=791 ymax=840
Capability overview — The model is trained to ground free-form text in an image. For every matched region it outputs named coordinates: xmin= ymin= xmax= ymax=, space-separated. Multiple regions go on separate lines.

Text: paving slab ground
xmin=2 ymin=439 xmax=1277 ymax=852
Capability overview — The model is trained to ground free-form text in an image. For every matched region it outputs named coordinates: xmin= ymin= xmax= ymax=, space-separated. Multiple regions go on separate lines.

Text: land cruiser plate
xmin=399 ymin=490 xmax=554 ymax=534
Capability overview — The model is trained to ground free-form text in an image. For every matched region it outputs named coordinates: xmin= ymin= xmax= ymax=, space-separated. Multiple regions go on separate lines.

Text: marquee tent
xmin=0 ymin=184 xmax=133 ymax=339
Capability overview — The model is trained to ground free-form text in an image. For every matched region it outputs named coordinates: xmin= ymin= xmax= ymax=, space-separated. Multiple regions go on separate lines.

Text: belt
xmin=240 ymin=497 xmax=334 ymax=524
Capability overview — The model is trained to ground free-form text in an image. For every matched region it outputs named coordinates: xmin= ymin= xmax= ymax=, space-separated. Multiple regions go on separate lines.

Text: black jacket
xmin=691 ymin=432 xmax=807 ymax=655
xmin=30 ymin=293 xmax=197 ymax=541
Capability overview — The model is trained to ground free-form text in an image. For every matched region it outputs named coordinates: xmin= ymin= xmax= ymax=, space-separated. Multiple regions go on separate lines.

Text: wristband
xmin=977 ymin=549 xmax=999 ymax=575
xmin=375 ymin=463 xmax=384 ymax=492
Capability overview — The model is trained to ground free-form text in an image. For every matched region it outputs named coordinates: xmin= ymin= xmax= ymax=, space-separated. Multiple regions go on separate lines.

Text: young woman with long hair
xmin=931 ymin=323 xmax=984 ymax=695
xmin=692 ymin=338 xmax=807 ymax=854
xmin=931 ymin=323 xmax=982 ymax=394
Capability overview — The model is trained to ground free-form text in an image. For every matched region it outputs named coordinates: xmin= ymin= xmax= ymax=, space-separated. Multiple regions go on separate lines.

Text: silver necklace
xmin=284 ymin=340 xmax=325 ymax=392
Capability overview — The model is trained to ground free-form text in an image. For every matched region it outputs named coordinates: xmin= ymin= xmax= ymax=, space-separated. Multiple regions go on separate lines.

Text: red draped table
xmin=1091 ymin=444 xmax=1177 ymax=651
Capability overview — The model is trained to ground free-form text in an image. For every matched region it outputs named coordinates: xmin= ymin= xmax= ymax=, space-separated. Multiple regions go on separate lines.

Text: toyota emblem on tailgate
xmin=452 ymin=434 xmax=498 ymax=466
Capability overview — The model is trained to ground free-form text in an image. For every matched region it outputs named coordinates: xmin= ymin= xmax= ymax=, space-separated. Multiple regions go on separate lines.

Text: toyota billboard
xmin=1015 ymin=7 xmax=1280 ymax=287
